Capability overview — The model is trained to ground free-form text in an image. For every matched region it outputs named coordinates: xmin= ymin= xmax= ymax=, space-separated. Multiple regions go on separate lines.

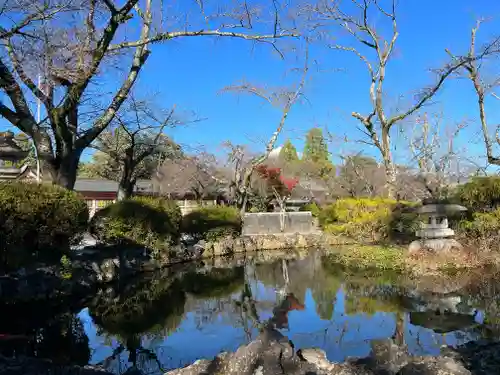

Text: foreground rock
xmin=165 ymin=331 xmax=500 ymax=375
xmin=165 ymin=328 xmax=375 ymax=375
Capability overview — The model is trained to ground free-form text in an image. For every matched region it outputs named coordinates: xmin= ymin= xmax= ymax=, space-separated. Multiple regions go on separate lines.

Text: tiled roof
xmin=74 ymin=179 xmax=154 ymax=193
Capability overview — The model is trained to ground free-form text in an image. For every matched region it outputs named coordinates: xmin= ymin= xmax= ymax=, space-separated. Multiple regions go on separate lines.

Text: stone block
xmin=242 ymin=212 xmax=314 ymax=235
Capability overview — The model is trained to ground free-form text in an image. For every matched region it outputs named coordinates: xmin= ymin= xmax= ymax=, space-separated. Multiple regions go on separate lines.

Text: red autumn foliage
xmin=255 ymin=164 xmax=299 ymax=197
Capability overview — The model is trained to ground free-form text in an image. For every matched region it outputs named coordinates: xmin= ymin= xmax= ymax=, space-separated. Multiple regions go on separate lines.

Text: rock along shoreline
xmin=164 ymin=328 xmax=500 ymax=375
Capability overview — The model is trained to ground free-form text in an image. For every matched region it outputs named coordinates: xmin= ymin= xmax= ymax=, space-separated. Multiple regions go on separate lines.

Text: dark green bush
xmin=89 ymin=196 xmax=181 ymax=252
xmin=455 ymin=176 xmax=500 ymax=212
xmin=0 ymin=182 xmax=88 ymax=270
xmin=182 ymin=206 xmax=241 ymax=241
xmin=457 ymin=208 xmax=500 ymax=238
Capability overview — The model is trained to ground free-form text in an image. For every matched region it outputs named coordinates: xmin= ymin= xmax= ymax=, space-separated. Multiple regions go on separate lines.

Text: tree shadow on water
xmin=88 ymin=266 xmax=246 ymax=373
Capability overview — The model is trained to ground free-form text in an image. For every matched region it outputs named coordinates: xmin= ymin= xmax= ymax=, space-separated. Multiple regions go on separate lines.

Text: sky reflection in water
xmin=78 ymin=252 xmax=486 ymax=374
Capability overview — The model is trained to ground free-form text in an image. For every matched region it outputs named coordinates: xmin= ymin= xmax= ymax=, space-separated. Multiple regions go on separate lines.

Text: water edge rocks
xmin=164 ymin=332 xmax=500 ymax=375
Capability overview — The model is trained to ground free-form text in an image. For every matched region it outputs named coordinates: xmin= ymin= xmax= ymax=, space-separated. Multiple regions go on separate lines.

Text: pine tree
xmin=279 ymin=139 xmax=299 ymax=162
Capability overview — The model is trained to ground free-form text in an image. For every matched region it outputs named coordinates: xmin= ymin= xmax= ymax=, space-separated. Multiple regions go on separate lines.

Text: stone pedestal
xmin=408 ymin=238 xmax=463 ymax=254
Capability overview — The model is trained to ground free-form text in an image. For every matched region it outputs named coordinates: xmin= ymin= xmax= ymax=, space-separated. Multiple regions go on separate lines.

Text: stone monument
xmin=0 ymin=131 xmax=30 ymax=181
xmin=409 ymin=203 xmax=467 ymax=253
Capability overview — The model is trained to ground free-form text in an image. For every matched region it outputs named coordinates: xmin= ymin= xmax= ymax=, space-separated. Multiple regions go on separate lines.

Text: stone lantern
xmin=0 ymin=131 xmax=30 ymax=180
xmin=409 ymin=203 xmax=467 ymax=253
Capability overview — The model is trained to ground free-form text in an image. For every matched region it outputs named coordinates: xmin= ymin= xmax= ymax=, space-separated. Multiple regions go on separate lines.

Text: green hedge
xmin=89 ymin=196 xmax=181 ymax=252
xmin=182 ymin=206 xmax=241 ymax=241
xmin=318 ymin=198 xmax=418 ymax=241
xmin=0 ymin=182 xmax=88 ymax=270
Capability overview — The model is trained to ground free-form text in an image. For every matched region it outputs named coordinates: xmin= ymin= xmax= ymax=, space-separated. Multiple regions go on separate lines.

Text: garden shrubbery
xmin=458 ymin=208 xmax=500 ymax=238
xmin=0 ymin=182 xmax=88 ymax=270
xmin=182 ymin=206 xmax=241 ymax=241
xmin=300 ymin=202 xmax=321 ymax=217
xmin=89 ymin=196 xmax=181 ymax=252
xmin=455 ymin=176 xmax=500 ymax=212
xmin=318 ymin=198 xmax=418 ymax=241
xmin=450 ymin=177 xmax=500 ymax=240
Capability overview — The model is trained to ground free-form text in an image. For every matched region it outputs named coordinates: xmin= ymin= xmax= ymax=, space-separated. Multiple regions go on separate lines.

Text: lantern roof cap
xmin=414 ymin=204 xmax=467 ymax=215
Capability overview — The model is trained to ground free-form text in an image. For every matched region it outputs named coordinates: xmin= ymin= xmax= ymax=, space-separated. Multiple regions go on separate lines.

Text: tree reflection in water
xmin=88 ymin=266 xmax=245 ymax=373
xmin=180 ymin=255 xmax=500 ymax=366
xmin=6 ymin=251 xmax=500 ymax=374
xmin=0 ymin=299 xmax=91 ymax=366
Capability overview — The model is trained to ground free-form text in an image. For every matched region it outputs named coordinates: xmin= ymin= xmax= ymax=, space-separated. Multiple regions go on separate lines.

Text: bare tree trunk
xmin=385 ymin=166 xmax=397 ymax=200
xmin=381 ymin=129 xmax=397 ymax=199
xmin=237 ymin=169 xmax=254 ymax=214
xmin=239 ymin=193 xmax=248 ymax=216
xmin=54 ymin=154 xmax=80 ymax=189
xmin=41 ymin=146 xmax=81 ymax=189
xmin=117 ymin=180 xmax=134 ymax=200
xmin=117 ymin=159 xmax=135 ymax=200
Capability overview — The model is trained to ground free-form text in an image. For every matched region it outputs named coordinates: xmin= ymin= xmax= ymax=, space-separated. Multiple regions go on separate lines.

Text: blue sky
xmin=3 ymin=0 xmax=500 ymax=166
xmin=137 ymin=0 xmax=500 ymax=165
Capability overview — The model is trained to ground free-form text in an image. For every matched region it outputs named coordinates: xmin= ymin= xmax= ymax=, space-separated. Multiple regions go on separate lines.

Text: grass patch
xmin=326 ymin=245 xmax=406 ymax=272
xmin=405 ymin=247 xmax=490 ymax=276
xmin=325 ymin=243 xmax=500 ymax=277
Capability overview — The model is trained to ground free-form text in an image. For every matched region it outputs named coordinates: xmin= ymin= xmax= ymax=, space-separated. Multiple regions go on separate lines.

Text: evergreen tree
xmin=279 ymin=139 xmax=299 ymax=162
xmin=303 ymin=128 xmax=330 ymax=163
xmin=302 ymin=128 xmax=334 ymax=178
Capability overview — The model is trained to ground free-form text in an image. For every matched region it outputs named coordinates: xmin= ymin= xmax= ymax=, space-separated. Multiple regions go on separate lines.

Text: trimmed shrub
xmin=319 ymin=198 xmax=417 ymax=241
xmin=0 ymin=182 xmax=88 ymax=270
xmin=89 ymin=196 xmax=181 ymax=252
xmin=300 ymin=202 xmax=321 ymax=217
xmin=455 ymin=176 xmax=500 ymax=212
xmin=182 ymin=206 xmax=241 ymax=242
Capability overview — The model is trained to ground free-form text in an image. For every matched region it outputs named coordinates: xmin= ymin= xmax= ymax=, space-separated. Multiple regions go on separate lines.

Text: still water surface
xmin=4 ymin=250 xmax=500 ymax=374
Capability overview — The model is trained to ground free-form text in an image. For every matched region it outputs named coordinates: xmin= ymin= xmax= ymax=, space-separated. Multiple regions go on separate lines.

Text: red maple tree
xmin=255 ymin=165 xmax=299 ymax=199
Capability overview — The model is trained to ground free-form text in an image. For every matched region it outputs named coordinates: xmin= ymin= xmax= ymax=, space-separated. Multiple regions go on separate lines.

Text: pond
xmin=2 ymin=250 xmax=500 ymax=374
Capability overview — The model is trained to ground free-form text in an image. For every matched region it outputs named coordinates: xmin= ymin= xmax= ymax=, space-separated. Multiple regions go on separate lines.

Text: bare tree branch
xmin=108 ymin=29 xmax=298 ymax=52
xmin=222 ymin=44 xmax=309 ymax=212
xmin=0 ymin=0 xmax=297 ymax=189
xmin=315 ymin=0 xmax=497 ymax=198
xmin=453 ymin=20 xmax=500 ymax=165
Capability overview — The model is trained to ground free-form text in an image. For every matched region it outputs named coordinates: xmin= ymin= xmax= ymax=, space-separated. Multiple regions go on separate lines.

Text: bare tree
xmin=336 ymin=153 xmax=384 ymax=198
xmin=222 ymin=48 xmax=309 ymax=213
xmin=310 ymin=0 xmax=486 ymax=198
xmin=0 ymin=0 xmax=296 ymax=189
xmin=155 ymin=154 xmax=223 ymax=201
xmin=89 ymin=95 xmax=184 ymax=200
xmin=408 ymin=113 xmax=469 ymax=200
xmin=448 ymin=21 xmax=500 ymax=166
